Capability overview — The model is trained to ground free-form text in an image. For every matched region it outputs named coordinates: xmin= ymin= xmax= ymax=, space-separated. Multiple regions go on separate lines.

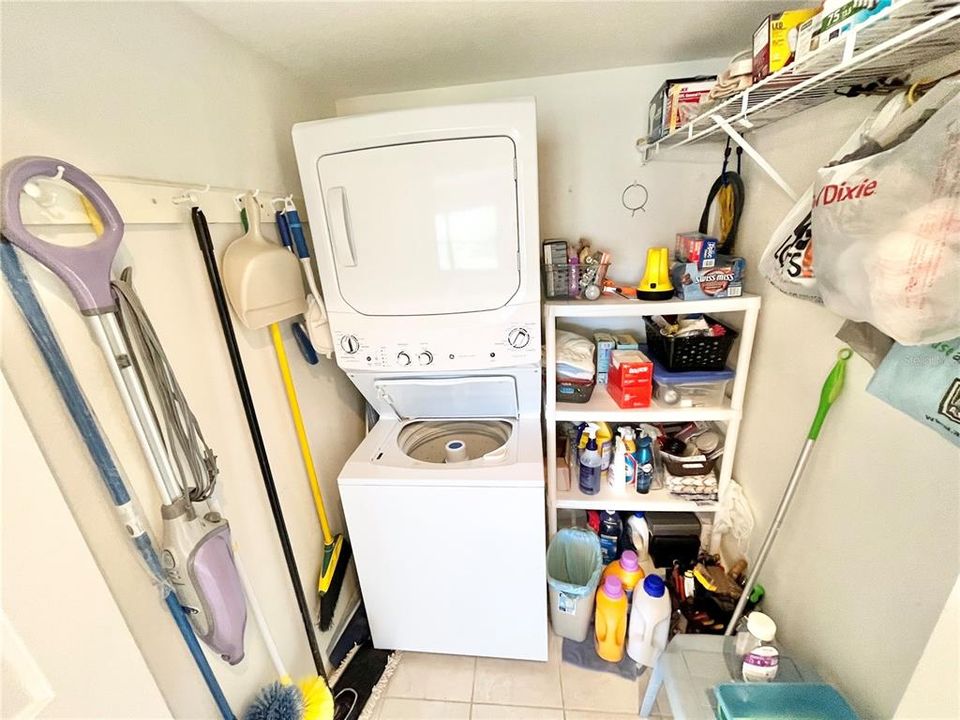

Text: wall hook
xmin=621 ymin=181 xmax=649 ymax=216
xmin=171 ymin=184 xmax=209 ymax=205
xmin=52 ymin=165 xmax=65 ymax=181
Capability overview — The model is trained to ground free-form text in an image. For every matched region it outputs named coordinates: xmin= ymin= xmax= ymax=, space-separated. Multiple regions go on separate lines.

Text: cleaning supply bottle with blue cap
xmin=578 ymin=424 xmax=602 ymax=495
xmin=627 ymin=575 xmax=672 ymax=668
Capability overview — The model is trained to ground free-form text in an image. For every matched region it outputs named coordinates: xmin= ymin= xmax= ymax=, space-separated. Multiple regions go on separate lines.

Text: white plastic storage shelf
xmin=544 ymin=293 xmax=761 ymax=537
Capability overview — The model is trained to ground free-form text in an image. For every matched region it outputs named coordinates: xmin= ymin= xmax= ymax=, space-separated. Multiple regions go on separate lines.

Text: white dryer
xmin=293 ymin=100 xmax=546 ymax=660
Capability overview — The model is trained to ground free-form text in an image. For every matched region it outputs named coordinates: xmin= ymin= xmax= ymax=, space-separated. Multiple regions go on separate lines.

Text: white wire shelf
xmin=637 ymin=0 xmax=960 ymax=158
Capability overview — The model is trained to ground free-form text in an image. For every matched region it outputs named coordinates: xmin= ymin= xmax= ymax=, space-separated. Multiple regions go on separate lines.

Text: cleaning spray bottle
xmin=620 ymin=426 xmax=638 ymax=487
xmin=611 ymin=434 xmax=627 ymax=490
xmin=635 ymin=434 xmax=655 ymax=494
xmin=578 ymin=423 xmax=602 ymax=495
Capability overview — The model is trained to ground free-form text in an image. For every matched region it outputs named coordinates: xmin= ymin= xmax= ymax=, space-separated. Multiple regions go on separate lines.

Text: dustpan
xmin=223 ymin=193 xmax=305 ymax=330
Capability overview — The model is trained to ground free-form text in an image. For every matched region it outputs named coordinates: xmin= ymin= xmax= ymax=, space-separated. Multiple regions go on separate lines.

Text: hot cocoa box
xmin=671 ymin=255 xmax=746 ymax=300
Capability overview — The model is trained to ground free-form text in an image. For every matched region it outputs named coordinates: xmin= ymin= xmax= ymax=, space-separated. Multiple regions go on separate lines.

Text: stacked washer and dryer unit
xmin=293 ymin=100 xmax=547 ymax=661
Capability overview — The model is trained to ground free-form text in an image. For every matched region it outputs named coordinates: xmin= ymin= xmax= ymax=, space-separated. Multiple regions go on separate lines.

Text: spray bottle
xmin=635 ymin=434 xmax=655 ymax=494
xmin=579 ymin=423 xmax=602 ymax=495
xmin=620 ymin=426 xmax=638 ymax=487
xmin=611 ymin=435 xmax=627 ymax=490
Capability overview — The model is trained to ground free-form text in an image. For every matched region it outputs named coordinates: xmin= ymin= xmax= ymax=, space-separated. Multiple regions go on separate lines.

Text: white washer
xmin=293 ymin=100 xmax=546 ymax=660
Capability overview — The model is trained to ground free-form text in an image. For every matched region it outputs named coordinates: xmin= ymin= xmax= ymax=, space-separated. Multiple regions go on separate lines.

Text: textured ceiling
xmin=184 ymin=1 xmax=805 ymax=101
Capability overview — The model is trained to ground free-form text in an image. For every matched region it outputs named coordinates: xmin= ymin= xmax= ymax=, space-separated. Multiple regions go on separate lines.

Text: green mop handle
xmin=724 ymin=348 xmax=852 ymax=635
xmin=809 ymin=348 xmax=853 ymax=440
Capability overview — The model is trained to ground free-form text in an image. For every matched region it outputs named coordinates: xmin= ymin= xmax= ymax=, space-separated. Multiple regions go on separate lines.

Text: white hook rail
xmin=18 ymin=174 xmax=305 ymax=227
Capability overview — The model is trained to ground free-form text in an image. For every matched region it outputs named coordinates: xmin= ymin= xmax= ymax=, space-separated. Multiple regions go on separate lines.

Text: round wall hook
xmin=621 ymin=181 xmax=649 ymax=216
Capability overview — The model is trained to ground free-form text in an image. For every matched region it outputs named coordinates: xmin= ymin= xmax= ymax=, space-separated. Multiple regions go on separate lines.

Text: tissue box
xmin=594 ymin=332 xmax=616 ymax=384
xmin=752 ymin=7 xmax=820 ymax=82
xmin=608 ymin=349 xmax=652 ymax=408
xmin=671 ymin=256 xmax=746 ymax=300
xmin=675 ymin=232 xmax=719 ymax=269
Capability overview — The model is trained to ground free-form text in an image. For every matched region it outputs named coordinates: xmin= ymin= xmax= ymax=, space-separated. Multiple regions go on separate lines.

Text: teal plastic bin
xmin=714 ymin=682 xmax=859 ymax=720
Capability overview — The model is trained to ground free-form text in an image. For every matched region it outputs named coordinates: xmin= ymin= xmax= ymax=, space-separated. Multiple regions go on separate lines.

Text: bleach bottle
xmin=578 ymin=424 xmax=602 ymax=495
xmin=627 ymin=575 xmax=672 ymax=668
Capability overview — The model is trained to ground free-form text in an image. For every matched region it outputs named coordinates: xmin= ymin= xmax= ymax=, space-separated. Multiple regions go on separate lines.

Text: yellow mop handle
xmin=270 ymin=322 xmax=334 ymax=545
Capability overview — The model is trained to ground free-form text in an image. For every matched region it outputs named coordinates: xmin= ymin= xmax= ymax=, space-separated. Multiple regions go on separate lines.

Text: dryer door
xmin=316 ymin=136 xmax=521 ymax=316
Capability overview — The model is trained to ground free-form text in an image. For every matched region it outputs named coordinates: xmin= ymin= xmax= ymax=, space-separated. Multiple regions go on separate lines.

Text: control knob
xmin=418 ymin=351 xmax=433 ymax=366
xmin=340 ymin=335 xmax=360 ymax=354
xmin=396 ymin=351 xmax=412 ymax=366
xmin=507 ymin=327 xmax=531 ymax=349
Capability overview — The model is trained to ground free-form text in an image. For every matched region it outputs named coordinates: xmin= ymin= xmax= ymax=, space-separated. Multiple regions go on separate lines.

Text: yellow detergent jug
xmin=602 ymin=550 xmax=645 ymax=600
xmin=579 ymin=421 xmax=612 ymax=482
xmin=595 ymin=576 xmax=628 ymax=662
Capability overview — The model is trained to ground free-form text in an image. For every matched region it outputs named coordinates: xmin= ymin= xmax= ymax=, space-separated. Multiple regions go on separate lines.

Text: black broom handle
xmin=191 ymin=207 xmax=326 ymax=678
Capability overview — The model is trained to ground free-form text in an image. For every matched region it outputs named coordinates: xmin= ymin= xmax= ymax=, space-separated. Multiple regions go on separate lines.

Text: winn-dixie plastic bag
xmin=757 ymin=98 xmax=904 ymax=303
xmin=812 ymin=90 xmax=960 ymax=345
xmin=867 ymin=339 xmax=960 ymax=447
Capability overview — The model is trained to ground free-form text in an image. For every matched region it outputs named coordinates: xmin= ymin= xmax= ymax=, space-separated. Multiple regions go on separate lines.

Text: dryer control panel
xmin=333 ymin=318 xmax=540 ymax=372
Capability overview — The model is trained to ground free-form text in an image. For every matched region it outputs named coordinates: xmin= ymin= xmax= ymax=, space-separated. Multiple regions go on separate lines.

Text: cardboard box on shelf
xmin=752 ymin=7 xmax=821 ymax=82
xmin=594 ymin=332 xmax=616 ymax=384
xmin=671 ymin=256 xmax=746 ymax=300
xmin=647 ymin=75 xmax=717 ymax=141
xmin=676 ymin=232 xmax=719 ymax=269
xmin=811 ymin=0 xmax=892 ymax=54
xmin=608 ymin=350 xmax=653 ymax=409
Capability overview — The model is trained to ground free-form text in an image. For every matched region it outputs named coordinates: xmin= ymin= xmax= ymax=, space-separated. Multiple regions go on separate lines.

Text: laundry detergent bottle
xmin=602 ymin=549 xmax=644 ymax=600
xmin=578 ymin=424 xmax=602 ymax=495
xmin=595 ymin=576 xmax=628 ymax=662
xmin=627 ymin=575 xmax=671 ymax=668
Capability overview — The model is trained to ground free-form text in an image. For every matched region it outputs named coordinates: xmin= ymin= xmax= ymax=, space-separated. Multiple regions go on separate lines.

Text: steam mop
xmin=1 ymin=157 xmax=247 ymax=663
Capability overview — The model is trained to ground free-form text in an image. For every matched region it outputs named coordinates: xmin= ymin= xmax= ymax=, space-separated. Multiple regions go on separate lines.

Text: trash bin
xmin=546 ymin=528 xmax=603 ymax=642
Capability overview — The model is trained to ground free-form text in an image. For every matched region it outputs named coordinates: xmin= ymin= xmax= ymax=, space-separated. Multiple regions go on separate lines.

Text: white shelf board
xmin=637 ymin=0 xmax=960 ymax=156
xmin=551 ymin=387 xmax=737 ymax=423
xmin=546 ymin=293 xmax=760 ymax=319
xmin=556 ymin=481 xmax=718 ymax=513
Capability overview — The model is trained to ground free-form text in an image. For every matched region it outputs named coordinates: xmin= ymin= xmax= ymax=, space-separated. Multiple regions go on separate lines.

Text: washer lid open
xmin=373 ymin=376 xmax=518 ymax=420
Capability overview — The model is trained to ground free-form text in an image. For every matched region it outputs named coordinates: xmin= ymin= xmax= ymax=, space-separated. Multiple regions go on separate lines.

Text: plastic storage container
xmin=546 ymin=528 xmax=603 ymax=642
xmin=543 ymin=263 xmax=610 ymax=300
xmin=643 ymin=316 xmax=738 ymax=371
xmin=556 ymin=377 xmax=596 ymax=403
xmin=653 ymin=361 xmax=734 ymax=407
xmin=714 ymin=683 xmax=860 ymax=720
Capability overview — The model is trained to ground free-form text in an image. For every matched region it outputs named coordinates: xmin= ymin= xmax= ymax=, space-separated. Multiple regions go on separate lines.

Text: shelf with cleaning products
xmin=544 ymin=293 xmax=760 ymax=537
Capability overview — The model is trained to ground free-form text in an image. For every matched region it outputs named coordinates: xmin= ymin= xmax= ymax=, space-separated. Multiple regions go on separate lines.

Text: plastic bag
xmin=546 ymin=528 xmax=602 ymax=598
xmin=812 ymin=88 xmax=960 ymax=345
xmin=759 ymin=93 xmax=909 ymax=302
xmin=867 ymin=338 xmax=960 ymax=447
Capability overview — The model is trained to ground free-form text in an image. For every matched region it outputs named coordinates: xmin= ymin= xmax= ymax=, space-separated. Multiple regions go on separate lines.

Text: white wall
xmin=895 ymin=575 xmax=960 ymax=719
xmin=2 ymin=3 xmax=362 ymax=718
xmin=2 ymin=376 xmax=172 ymax=719
xmin=338 ymin=63 xmax=960 ymax=719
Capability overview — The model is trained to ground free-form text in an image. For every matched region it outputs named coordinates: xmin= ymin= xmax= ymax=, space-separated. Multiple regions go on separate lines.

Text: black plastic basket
xmin=643 ymin=316 xmax=738 ymax=371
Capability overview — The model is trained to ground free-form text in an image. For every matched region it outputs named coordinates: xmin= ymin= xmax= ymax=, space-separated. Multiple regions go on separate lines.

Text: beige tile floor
xmin=371 ymin=633 xmax=672 ymax=720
